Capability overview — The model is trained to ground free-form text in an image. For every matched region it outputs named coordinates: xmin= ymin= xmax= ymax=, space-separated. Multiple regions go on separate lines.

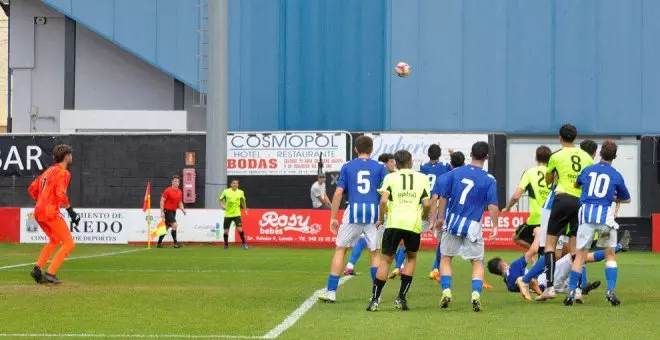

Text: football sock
xmin=223 ymin=233 xmax=229 ymax=246
xmin=440 ymin=275 xmax=452 ymax=291
xmin=348 ymin=238 xmax=367 ymax=266
xmin=158 ymin=235 xmax=165 ymax=245
xmin=399 ymin=274 xmax=413 ymax=299
xmin=171 ymin=230 xmax=178 ymax=243
xmin=394 ymin=246 xmax=406 ymax=269
xmin=605 ymin=261 xmax=618 ymax=292
xmin=432 ymin=243 xmax=441 ymax=270
xmin=568 ymin=270 xmax=581 ymax=293
xmin=239 ymin=231 xmax=246 ymax=243
xmin=545 ymin=251 xmax=556 ymax=287
xmin=523 ymin=255 xmax=546 ymax=284
xmin=372 ymin=278 xmax=386 ymax=300
xmin=370 ymin=267 xmax=377 ymax=282
xmin=327 ymin=274 xmax=340 ymax=292
xmin=581 ymin=265 xmax=588 ymax=287
xmin=471 ymin=278 xmax=483 ymax=295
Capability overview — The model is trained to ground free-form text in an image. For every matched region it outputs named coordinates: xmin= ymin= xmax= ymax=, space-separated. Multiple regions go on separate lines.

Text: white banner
xmin=364 ymin=133 xmax=490 ymax=170
xmin=20 ymin=209 xmax=129 ymax=244
xmin=128 ymin=209 xmax=232 ymax=243
xmin=226 ymin=132 xmax=349 ymax=175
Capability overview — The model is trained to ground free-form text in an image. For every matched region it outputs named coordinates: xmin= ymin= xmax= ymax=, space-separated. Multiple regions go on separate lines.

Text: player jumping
xmin=28 ymin=144 xmax=80 ymax=284
xmin=431 ymin=141 xmax=499 ymax=312
xmin=367 ymin=150 xmax=430 ymax=311
xmin=565 ymin=140 xmax=631 ymax=306
xmin=319 ymin=135 xmax=387 ymax=302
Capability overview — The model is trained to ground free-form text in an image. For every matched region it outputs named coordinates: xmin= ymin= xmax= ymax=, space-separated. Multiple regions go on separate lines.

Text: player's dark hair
xmin=394 ymin=150 xmax=413 ymax=169
xmin=535 ymin=145 xmax=551 ymax=164
xmin=487 ymin=257 xmax=504 ymax=276
xmin=231 ymin=178 xmax=240 ymax=183
xmin=580 ymin=139 xmax=598 ymax=156
xmin=600 ymin=140 xmax=618 ymax=161
xmin=52 ymin=144 xmax=72 ymax=163
xmin=471 ymin=142 xmax=489 ymax=161
xmin=450 ymin=151 xmax=465 ymax=168
xmin=427 ymin=144 xmax=441 ymax=161
xmin=172 ymin=175 xmax=180 ymax=181
xmin=355 ymin=135 xmax=374 ymax=155
xmin=378 ymin=153 xmax=394 ymax=163
xmin=559 ymin=124 xmax=577 ymax=143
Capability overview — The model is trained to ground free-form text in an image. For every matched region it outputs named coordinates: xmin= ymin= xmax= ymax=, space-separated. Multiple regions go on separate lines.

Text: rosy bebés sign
xmin=226 ymin=132 xmax=350 ymax=175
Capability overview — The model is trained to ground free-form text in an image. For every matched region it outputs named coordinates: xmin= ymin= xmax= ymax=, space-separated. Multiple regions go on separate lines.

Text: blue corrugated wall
xmin=41 ymin=0 xmax=660 ymax=134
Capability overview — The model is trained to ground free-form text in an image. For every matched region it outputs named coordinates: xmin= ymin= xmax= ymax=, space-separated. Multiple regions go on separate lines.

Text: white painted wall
xmin=507 ymin=138 xmax=640 ymax=217
xmin=60 ymin=110 xmax=187 ymax=133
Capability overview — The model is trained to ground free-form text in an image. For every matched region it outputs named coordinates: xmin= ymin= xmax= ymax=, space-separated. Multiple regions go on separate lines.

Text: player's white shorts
xmin=440 ymin=232 xmax=484 ymax=261
xmin=577 ymin=223 xmax=618 ymax=250
xmin=336 ymin=212 xmax=382 ymax=251
xmin=556 ymin=235 xmax=570 ymax=251
xmin=537 ymin=254 xmax=572 ymax=293
xmin=539 ymin=208 xmax=551 ymax=246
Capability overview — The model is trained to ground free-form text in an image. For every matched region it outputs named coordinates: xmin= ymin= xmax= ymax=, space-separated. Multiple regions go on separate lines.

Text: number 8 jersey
xmin=576 ymin=162 xmax=630 ymax=225
xmin=436 ymin=165 xmax=498 ymax=238
xmin=337 ymin=158 xmax=387 ymax=224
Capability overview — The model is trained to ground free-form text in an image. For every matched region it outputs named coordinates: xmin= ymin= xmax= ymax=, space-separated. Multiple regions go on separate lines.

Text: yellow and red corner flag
xmin=143 ymin=182 xmax=151 ymax=212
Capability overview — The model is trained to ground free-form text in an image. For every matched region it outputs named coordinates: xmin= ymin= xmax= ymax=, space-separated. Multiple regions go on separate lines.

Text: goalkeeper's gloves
xmin=67 ymin=207 xmax=81 ymax=227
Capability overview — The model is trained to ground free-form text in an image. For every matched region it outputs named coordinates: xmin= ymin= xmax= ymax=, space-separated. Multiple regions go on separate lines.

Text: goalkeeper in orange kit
xmin=27 ymin=144 xmax=81 ymax=284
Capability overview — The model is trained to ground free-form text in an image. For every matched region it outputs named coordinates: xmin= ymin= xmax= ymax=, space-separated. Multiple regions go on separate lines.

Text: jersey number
xmin=587 ymin=173 xmax=610 ymax=198
xmin=571 ymin=155 xmax=582 ymax=172
xmin=459 ymin=178 xmax=474 ymax=205
xmin=428 ymin=174 xmax=436 ymax=190
xmin=357 ymin=171 xmax=370 ymax=194
xmin=536 ymin=171 xmax=545 ymax=188
xmin=401 ymin=173 xmax=414 ymax=190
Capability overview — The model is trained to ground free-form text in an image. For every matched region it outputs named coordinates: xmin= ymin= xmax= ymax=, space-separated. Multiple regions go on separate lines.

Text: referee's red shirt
xmin=162 ymin=187 xmax=183 ymax=210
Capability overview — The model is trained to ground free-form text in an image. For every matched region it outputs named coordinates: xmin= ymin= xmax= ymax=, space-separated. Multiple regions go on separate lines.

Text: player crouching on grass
xmin=28 ymin=144 xmax=80 ymax=284
xmin=367 ymin=150 xmax=431 ymax=312
xmin=158 ymin=175 xmax=187 ymax=248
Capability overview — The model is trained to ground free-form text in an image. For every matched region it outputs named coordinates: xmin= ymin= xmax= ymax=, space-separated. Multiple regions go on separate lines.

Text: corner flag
xmin=143 ymin=182 xmax=151 ymax=212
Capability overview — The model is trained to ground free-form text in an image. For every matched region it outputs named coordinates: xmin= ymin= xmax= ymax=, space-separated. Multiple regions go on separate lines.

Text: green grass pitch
xmin=0 ymin=244 xmax=659 ymax=339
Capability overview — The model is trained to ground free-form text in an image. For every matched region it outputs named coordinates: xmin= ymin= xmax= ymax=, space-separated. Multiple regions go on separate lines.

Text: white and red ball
xmin=395 ymin=62 xmax=411 ymax=77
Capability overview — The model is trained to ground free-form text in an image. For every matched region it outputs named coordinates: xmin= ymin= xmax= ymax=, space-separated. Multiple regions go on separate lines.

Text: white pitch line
xmin=262 ymin=275 xmax=353 ymax=339
xmin=0 ymin=334 xmax=260 ymax=339
xmin=0 ymin=248 xmax=148 ymax=270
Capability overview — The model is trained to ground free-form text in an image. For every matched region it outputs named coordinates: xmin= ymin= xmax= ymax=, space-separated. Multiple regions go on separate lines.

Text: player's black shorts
xmin=547 ymin=194 xmax=580 ymax=237
xmin=164 ymin=210 xmax=176 ymax=226
xmin=381 ymin=228 xmax=421 ymax=256
xmin=514 ymin=223 xmax=539 ymax=245
xmin=223 ymin=216 xmax=243 ymax=229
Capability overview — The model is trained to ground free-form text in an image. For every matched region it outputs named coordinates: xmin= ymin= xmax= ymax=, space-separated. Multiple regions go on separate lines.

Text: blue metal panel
xmin=114 ymin=0 xmax=158 ymax=64
xmin=42 ymin=0 xmax=201 ymax=91
xmin=595 ymin=0 xmax=643 ymax=134
xmin=505 ymin=0 xmax=553 ymax=134
xmin=642 ymin=0 xmax=660 ymax=133
xmin=283 ymin=0 xmax=385 ymax=131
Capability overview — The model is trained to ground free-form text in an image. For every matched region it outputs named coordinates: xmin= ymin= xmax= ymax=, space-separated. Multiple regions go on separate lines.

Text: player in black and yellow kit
xmin=537 ymin=124 xmax=594 ymax=300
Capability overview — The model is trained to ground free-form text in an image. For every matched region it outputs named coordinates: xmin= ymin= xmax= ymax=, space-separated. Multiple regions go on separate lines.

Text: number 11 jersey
xmin=437 ymin=165 xmax=498 ymax=238
xmin=337 ymin=158 xmax=387 ymax=224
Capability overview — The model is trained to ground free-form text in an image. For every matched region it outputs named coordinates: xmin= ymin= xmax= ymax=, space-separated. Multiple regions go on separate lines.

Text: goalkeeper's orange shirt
xmin=28 ymin=165 xmax=71 ymax=220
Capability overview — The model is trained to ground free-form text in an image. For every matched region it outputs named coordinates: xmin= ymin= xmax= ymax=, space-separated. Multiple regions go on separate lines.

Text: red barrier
xmin=0 ymin=208 xmax=20 ymax=243
xmin=241 ymin=209 xmax=527 ymax=250
xmin=652 ymin=214 xmax=660 ymax=252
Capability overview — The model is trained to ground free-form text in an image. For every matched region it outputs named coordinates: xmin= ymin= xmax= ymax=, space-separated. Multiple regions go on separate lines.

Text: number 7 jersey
xmin=337 ymin=158 xmax=387 ymax=224
xmin=436 ymin=165 xmax=498 ymax=238
xmin=576 ymin=162 xmax=630 ymax=225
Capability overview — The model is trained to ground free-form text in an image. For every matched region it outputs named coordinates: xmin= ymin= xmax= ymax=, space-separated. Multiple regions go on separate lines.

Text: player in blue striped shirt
xmin=319 ymin=136 xmax=387 ymax=303
xmin=565 ymin=140 xmax=630 ymax=306
xmin=430 ymin=141 xmax=499 ymax=312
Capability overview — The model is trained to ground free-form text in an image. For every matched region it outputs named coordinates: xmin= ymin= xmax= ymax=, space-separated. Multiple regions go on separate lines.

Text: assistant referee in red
xmin=159 ymin=175 xmax=187 ymax=248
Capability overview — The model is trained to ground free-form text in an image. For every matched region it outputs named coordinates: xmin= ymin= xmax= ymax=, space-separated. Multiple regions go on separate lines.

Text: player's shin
xmin=439 ymin=255 xmax=452 ymax=291
xmin=471 ymin=260 xmax=484 ymax=295
xmin=604 ymin=248 xmax=618 ymax=292
xmin=544 ymin=251 xmax=556 ymax=287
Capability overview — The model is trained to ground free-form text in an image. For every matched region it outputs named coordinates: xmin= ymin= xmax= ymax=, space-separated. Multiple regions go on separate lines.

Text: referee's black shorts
xmin=547 ymin=194 xmax=580 ymax=237
xmin=381 ymin=228 xmax=421 ymax=256
xmin=164 ymin=210 xmax=177 ymax=227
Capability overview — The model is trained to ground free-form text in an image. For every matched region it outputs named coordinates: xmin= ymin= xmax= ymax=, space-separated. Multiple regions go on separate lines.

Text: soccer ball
xmin=395 ymin=62 xmax=411 ymax=77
